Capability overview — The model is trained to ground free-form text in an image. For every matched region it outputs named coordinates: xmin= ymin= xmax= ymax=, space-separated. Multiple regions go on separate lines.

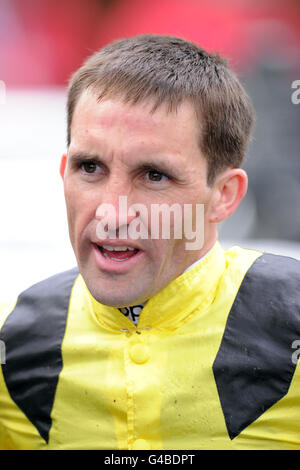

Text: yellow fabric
xmin=1 ymin=241 xmax=300 ymax=450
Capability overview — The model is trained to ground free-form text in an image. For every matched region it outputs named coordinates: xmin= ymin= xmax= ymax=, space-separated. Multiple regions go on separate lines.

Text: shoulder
xmin=0 ymin=300 xmax=17 ymax=331
xmin=0 ymin=267 xmax=79 ymax=445
xmin=214 ymin=248 xmax=300 ymax=441
xmin=248 ymin=250 xmax=300 ymax=277
xmin=223 ymin=246 xmax=300 ymax=331
xmin=237 ymin=249 xmax=300 ymax=305
xmin=0 ymin=267 xmax=79 ymax=338
xmin=225 ymin=244 xmax=300 ymax=285
xmin=214 ymin=247 xmax=300 ymax=440
xmin=16 ymin=267 xmax=80 ymax=301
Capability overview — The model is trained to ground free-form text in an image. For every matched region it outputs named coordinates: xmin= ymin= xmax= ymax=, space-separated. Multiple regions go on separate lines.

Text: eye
xmin=80 ymin=161 xmax=98 ymax=174
xmin=146 ymin=169 xmax=169 ymax=182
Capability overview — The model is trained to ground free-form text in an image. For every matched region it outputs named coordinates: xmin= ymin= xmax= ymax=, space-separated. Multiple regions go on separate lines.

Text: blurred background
xmin=0 ymin=0 xmax=299 ymax=300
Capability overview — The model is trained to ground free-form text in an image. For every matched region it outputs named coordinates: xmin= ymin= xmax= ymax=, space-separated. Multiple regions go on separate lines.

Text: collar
xmin=83 ymin=241 xmax=225 ymax=332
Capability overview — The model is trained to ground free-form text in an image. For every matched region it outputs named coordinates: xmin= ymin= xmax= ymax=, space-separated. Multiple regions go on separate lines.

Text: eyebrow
xmin=68 ymin=151 xmax=186 ymax=183
xmin=68 ymin=152 xmax=101 ymax=164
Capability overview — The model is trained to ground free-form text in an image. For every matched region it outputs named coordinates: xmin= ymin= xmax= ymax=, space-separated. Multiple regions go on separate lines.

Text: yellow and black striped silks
xmin=0 ymin=241 xmax=300 ymax=450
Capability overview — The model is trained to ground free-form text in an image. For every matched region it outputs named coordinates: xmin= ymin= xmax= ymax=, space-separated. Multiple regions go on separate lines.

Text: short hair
xmin=67 ymin=34 xmax=255 ymax=185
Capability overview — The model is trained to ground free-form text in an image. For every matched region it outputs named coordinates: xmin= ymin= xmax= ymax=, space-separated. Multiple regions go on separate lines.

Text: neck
xmin=118 ymin=240 xmax=218 ymax=324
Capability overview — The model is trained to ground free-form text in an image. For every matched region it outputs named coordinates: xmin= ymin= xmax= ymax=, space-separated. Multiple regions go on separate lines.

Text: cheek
xmin=149 ymin=237 xmax=180 ymax=266
xmin=64 ymin=186 xmax=95 ymax=242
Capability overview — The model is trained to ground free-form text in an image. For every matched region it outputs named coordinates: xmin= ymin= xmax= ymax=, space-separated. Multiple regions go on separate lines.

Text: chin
xmin=86 ymin=281 xmax=146 ymax=308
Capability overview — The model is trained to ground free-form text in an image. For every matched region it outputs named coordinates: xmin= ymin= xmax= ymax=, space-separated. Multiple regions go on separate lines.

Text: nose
xmin=95 ymin=178 xmax=137 ymax=239
xmin=95 ymin=195 xmax=137 ymax=234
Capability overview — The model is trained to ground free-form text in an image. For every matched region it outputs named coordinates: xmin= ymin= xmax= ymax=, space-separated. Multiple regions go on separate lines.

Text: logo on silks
xmin=119 ymin=304 xmax=145 ymax=324
xmin=95 ymin=196 xmax=204 ymax=251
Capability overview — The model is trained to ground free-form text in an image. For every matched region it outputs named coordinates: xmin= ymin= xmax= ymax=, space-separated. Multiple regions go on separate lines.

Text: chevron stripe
xmin=0 ymin=268 xmax=79 ymax=443
xmin=213 ymin=253 xmax=300 ymax=439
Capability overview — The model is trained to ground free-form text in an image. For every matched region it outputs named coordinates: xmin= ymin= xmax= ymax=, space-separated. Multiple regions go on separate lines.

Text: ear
xmin=60 ymin=154 xmax=67 ymax=179
xmin=208 ymin=169 xmax=248 ymax=223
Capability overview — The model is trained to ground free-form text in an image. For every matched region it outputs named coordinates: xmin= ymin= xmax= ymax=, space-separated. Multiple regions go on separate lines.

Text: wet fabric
xmin=0 ymin=242 xmax=300 ymax=450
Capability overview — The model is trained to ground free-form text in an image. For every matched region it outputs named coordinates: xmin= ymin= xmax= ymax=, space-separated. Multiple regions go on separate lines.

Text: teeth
xmin=102 ymin=245 xmax=135 ymax=251
xmin=102 ymin=252 xmax=130 ymax=261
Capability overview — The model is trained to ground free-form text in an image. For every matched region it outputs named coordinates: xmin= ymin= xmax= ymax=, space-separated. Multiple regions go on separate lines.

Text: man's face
xmin=62 ymin=90 xmax=218 ymax=306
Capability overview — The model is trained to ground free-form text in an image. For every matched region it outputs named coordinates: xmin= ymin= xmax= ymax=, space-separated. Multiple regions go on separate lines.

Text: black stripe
xmin=213 ymin=253 xmax=300 ymax=440
xmin=0 ymin=268 xmax=78 ymax=443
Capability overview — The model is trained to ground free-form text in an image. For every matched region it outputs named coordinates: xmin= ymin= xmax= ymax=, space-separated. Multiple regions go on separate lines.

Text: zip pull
xmin=120 ymin=326 xmax=151 ymax=333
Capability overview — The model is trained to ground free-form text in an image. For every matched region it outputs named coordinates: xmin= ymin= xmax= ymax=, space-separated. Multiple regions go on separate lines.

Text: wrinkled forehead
xmin=70 ymin=89 xmax=201 ymax=155
xmin=72 ymin=89 xmax=163 ymax=132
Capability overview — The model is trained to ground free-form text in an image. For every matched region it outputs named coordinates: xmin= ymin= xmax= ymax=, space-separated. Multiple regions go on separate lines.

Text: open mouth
xmin=96 ymin=244 xmax=140 ymax=262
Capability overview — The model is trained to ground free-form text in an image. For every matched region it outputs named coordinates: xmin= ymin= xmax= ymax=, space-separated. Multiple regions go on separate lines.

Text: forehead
xmin=70 ymin=90 xmax=201 ymax=157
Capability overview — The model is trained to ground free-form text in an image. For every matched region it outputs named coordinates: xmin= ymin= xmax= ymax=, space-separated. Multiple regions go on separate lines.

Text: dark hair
xmin=67 ymin=34 xmax=255 ymax=185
